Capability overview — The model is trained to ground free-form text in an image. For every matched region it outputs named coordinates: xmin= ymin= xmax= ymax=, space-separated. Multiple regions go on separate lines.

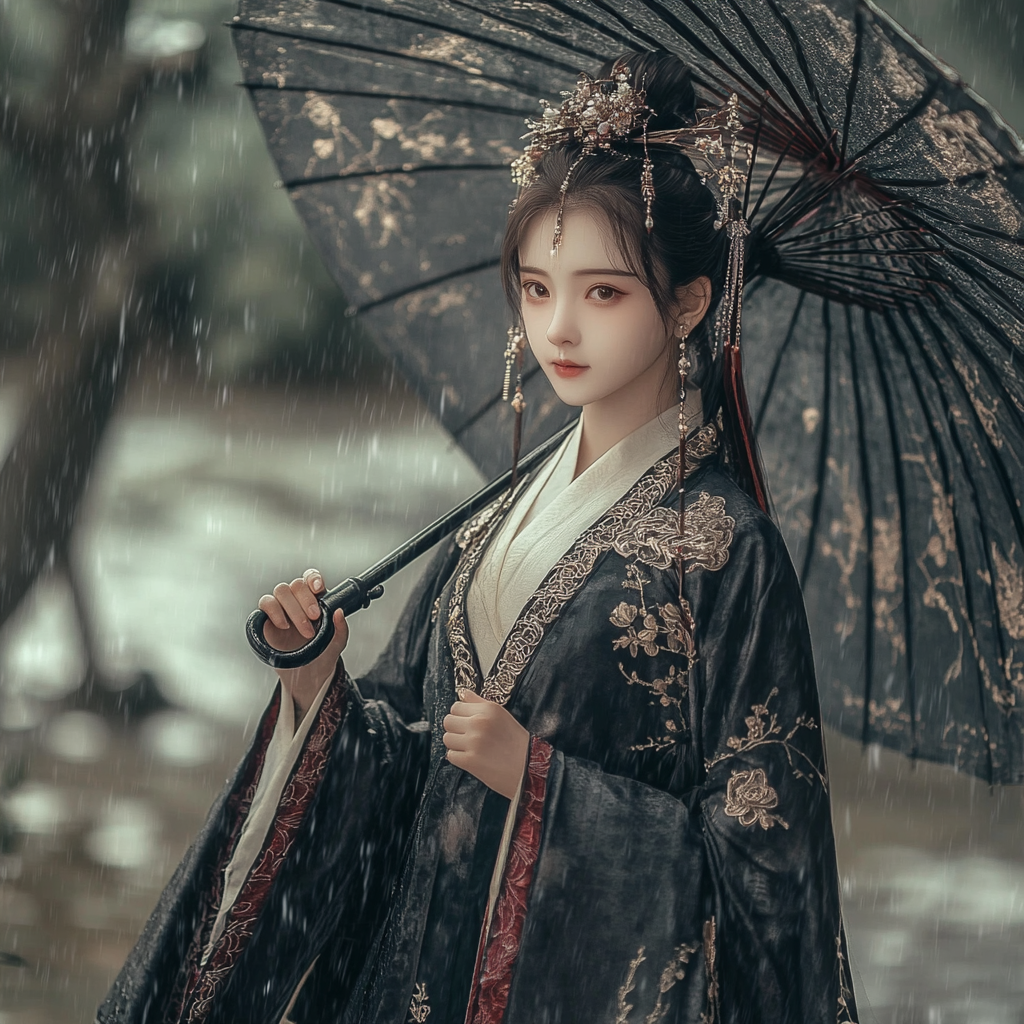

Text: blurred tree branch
xmin=0 ymin=0 xmax=170 ymax=709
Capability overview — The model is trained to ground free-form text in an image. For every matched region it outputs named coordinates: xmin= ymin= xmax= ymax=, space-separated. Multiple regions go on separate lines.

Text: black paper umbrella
xmin=230 ymin=0 xmax=1024 ymax=783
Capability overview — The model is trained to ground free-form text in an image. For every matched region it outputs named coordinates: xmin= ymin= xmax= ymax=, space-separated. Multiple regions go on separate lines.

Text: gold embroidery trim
xmin=615 ymin=942 xmax=699 ymax=1024
xmin=446 ymin=421 xmax=720 ymax=705
xmin=407 ymin=981 xmax=430 ymax=1022
xmin=701 ymin=917 xmax=719 ymax=1024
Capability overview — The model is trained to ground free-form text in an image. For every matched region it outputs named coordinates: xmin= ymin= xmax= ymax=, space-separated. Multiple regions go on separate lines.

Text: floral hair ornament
xmin=511 ymin=59 xmax=655 ymax=254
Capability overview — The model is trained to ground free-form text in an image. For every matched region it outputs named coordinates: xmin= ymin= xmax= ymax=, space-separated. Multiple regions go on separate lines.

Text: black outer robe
xmin=97 ymin=423 xmax=858 ymax=1024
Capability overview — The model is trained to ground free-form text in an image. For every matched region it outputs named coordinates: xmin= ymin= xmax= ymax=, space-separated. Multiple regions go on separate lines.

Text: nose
xmin=544 ymin=297 xmax=579 ymax=350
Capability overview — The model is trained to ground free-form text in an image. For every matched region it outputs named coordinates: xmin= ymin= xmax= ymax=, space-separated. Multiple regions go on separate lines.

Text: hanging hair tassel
xmin=676 ymin=332 xmax=692 ymax=628
xmin=717 ymin=212 xmax=770 ymax=514
xmin=507 ymin=328 xmax=527 ymax=489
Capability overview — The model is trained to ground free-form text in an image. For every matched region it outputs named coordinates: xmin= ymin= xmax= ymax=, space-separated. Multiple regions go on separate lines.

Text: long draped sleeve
xmin=465 ymin=504 xmax=856 ymax=1024
xmin=96 ymin=539 xmax=461 ymax=1024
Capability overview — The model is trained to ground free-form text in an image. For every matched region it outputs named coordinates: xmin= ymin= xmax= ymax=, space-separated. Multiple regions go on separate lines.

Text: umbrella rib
xmin=938 ymin=247 xmax=1024 ymax=323
xmin=741 ymin=95 xmax=768 ymax=220
xmin=886 ymin=307 xmax=996 ymax=777
xmin=747 ymin=135 xmax=798 ymax=225
xmin=849 ymin=76 xmax=942 ymax=164
xmin=755 ymin=133 xmax=842 ymax=238
xmin=839 ymin=5 xmax=866 ymax=166
xmin=585 ymin=0 xmax=796 ymax=133
xmin=904 ymin=214 xmax=1024 ymax=286
xmin=293 ymin=0 xmax=597 ymax=76
xmin=772 ymin=205 xmax=911 ymax=248
xmin=629 ymin=0 xmax=821 ymax=149
xmin=758 ymin=0 xmax=836 ymax=140
xmin=688 ymin=0 xmax=827 ymax=146
xmin=938 ymin=292 xmax=1024 ymax=436
xmin=871 ymin=166 xmax=1014 ymax=189
xmin=753 ymin=290 xmax=807 ymax=434
xmin=442 ymin=0 xmax=639 ymax=60
xmin=844 ymin=304 xmax=876 ymax=745
xmin=353 ymin=258 xmax=500 ymax=315
xmin=230 ymin=20 xmax=571 ymax=96
xmin=799 ymin=297 xmax=833 ymax=589
xmin=861 ymin=310 xmax=917 ymax=758
xmin=243 ymin=84 xmax=537 ymax=119
xmin=283 ymin=163 xmax=510 ymax=189
xmin=914 ymin=303 xmax=1024 ymax=551
xmin=907 ymin=201 xmax=1024 ymax=247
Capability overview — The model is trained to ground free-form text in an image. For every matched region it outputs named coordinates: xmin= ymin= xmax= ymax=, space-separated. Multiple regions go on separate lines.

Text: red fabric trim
xmin=168 ymin=685 xmax=283 ymax=1019
xmin=464 ymin=736 xmax=553 ymax=1024
xmin=176 ymin=667 xmax=347 ymax=1023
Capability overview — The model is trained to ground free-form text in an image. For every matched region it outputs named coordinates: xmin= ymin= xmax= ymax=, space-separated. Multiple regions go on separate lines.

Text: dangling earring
xmin=676 ymin=325 xmax=693 ymax=625
xmin=503 ymin=323 xmax=527 ymax=487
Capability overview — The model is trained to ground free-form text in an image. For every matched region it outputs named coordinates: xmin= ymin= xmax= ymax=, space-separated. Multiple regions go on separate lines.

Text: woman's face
xmin=518 ymin=207 xmax=675 ymax=411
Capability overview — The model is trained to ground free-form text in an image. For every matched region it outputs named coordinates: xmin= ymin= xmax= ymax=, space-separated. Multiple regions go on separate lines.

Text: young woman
xmin=100 ymin=51 xmax=857 ymax=1024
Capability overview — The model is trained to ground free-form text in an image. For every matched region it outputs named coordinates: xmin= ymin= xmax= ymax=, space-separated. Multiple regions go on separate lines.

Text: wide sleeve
xmin=96 ymin=539 xmax=460 ymax=1024
xmin=695 ymin=513 xmax=856 ymax=1024
xmin=463 ymin=514 xmax=856 ymax=1024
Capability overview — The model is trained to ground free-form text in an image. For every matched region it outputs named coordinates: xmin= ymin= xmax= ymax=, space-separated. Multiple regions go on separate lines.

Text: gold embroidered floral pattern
xmin=445 ymin=421 xmax=720 ymax=705
xmin=724 ymin=768 xmax=788 ymax=830
xmin=407 ymin=981 xmax=430 ymax=1022
xmin=612 ymin=492 xmax=734 ymax=572
xmin=701 ymin=917 xmax=720 ymax=1024
xmin=613 ymin=565 xmax=695 ymax=661
xmin=836 ymin=934 xmax=857 ymax=1023
xmin=615 ymin=942 xmax=699 ymax=1024
xmin=611 ymin=565 xmax=693 ymax=752
xmin=707 ymin=688 xmax=826 ymax=831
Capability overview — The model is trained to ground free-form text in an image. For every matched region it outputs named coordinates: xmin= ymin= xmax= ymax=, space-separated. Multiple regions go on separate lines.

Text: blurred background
xmin=0 ymin=1 xmax=1022 ymax=1021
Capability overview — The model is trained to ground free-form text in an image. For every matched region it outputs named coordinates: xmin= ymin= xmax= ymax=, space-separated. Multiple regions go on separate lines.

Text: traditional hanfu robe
xmin=97 ymin=407 xmax=858 ymax=1024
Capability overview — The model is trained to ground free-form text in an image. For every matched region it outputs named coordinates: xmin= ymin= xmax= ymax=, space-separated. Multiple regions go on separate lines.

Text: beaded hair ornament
xmin=506 ymin=58 xmax=758 ymax=611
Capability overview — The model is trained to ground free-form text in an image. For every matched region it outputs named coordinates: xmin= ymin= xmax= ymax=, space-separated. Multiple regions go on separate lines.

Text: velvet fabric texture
xmin=98 ymin=424 xmax=856 ymax=1024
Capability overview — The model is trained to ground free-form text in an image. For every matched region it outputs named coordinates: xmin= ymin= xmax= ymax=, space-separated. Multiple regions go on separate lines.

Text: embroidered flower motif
xmin=723 ymin=768 xmax=789 ymax=830
xmin=610 ymin=601 xmax=639 ymax=628
xmin=611 ymin=492 xmax=734 ymax=573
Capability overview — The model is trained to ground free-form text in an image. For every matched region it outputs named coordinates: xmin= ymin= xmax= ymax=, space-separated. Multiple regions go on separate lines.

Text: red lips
xmin=553 ymin=360 xmax=587 ymax=378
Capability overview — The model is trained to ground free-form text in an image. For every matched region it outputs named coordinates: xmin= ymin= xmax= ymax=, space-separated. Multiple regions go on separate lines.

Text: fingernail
xmin=310 ymin=575 xmax=323 ymax=592
xmin=306 ymin=603 xmax=319 ymax=618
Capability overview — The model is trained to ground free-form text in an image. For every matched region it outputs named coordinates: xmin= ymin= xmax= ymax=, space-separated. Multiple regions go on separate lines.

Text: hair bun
xmin=595 ymin=50 xmax=698 ymax=130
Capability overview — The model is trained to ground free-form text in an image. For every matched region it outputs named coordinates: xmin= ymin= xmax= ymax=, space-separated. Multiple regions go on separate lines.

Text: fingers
xmin=258 ymin=568 xmax=326 ymax=640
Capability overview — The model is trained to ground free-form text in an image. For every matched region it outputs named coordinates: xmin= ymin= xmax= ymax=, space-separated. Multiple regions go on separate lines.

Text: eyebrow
xmin=519 ymin=265 xmax=636 ymax=278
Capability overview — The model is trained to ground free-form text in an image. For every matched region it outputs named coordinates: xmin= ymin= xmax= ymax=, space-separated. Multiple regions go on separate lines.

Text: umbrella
xmin=229 ymin=0 xmax=1024 ymax=784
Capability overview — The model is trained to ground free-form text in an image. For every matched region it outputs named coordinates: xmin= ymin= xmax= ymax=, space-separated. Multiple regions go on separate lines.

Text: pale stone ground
xmin=0 ymin=370 xmax=1021 ymax=1023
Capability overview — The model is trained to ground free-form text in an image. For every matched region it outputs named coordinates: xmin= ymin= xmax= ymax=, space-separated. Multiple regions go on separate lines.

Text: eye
xmin=588 ymin=284 xmax=620 ymax=302
xmin=522 ymin=280 xmax=549 ymax=300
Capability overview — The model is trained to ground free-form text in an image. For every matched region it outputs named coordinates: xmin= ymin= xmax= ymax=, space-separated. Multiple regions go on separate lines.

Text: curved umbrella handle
xmin=244 ymin=420 xmax=577 ymax=670
xmin=245 ymin=577 xmax=384 ymax=669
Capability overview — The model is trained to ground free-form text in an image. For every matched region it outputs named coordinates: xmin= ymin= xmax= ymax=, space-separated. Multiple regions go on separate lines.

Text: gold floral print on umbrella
xmin=615 ymin=941 xmax=699 ymax=1024
xmin=446 ymin=420 xmax=721 ymax=705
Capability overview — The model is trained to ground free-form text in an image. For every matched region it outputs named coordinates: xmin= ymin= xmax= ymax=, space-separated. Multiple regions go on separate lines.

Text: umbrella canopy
xmin=230 ymin=0 xmax=1024 ymax=783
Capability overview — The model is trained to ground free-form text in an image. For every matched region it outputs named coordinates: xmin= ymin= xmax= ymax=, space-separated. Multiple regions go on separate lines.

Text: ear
xmin=671 ymin=276 xmax=712 ymax=335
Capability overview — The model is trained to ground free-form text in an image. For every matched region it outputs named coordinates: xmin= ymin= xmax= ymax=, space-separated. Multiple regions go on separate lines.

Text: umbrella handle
xmin=245 ymin=577 xmax=384 ymax=669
